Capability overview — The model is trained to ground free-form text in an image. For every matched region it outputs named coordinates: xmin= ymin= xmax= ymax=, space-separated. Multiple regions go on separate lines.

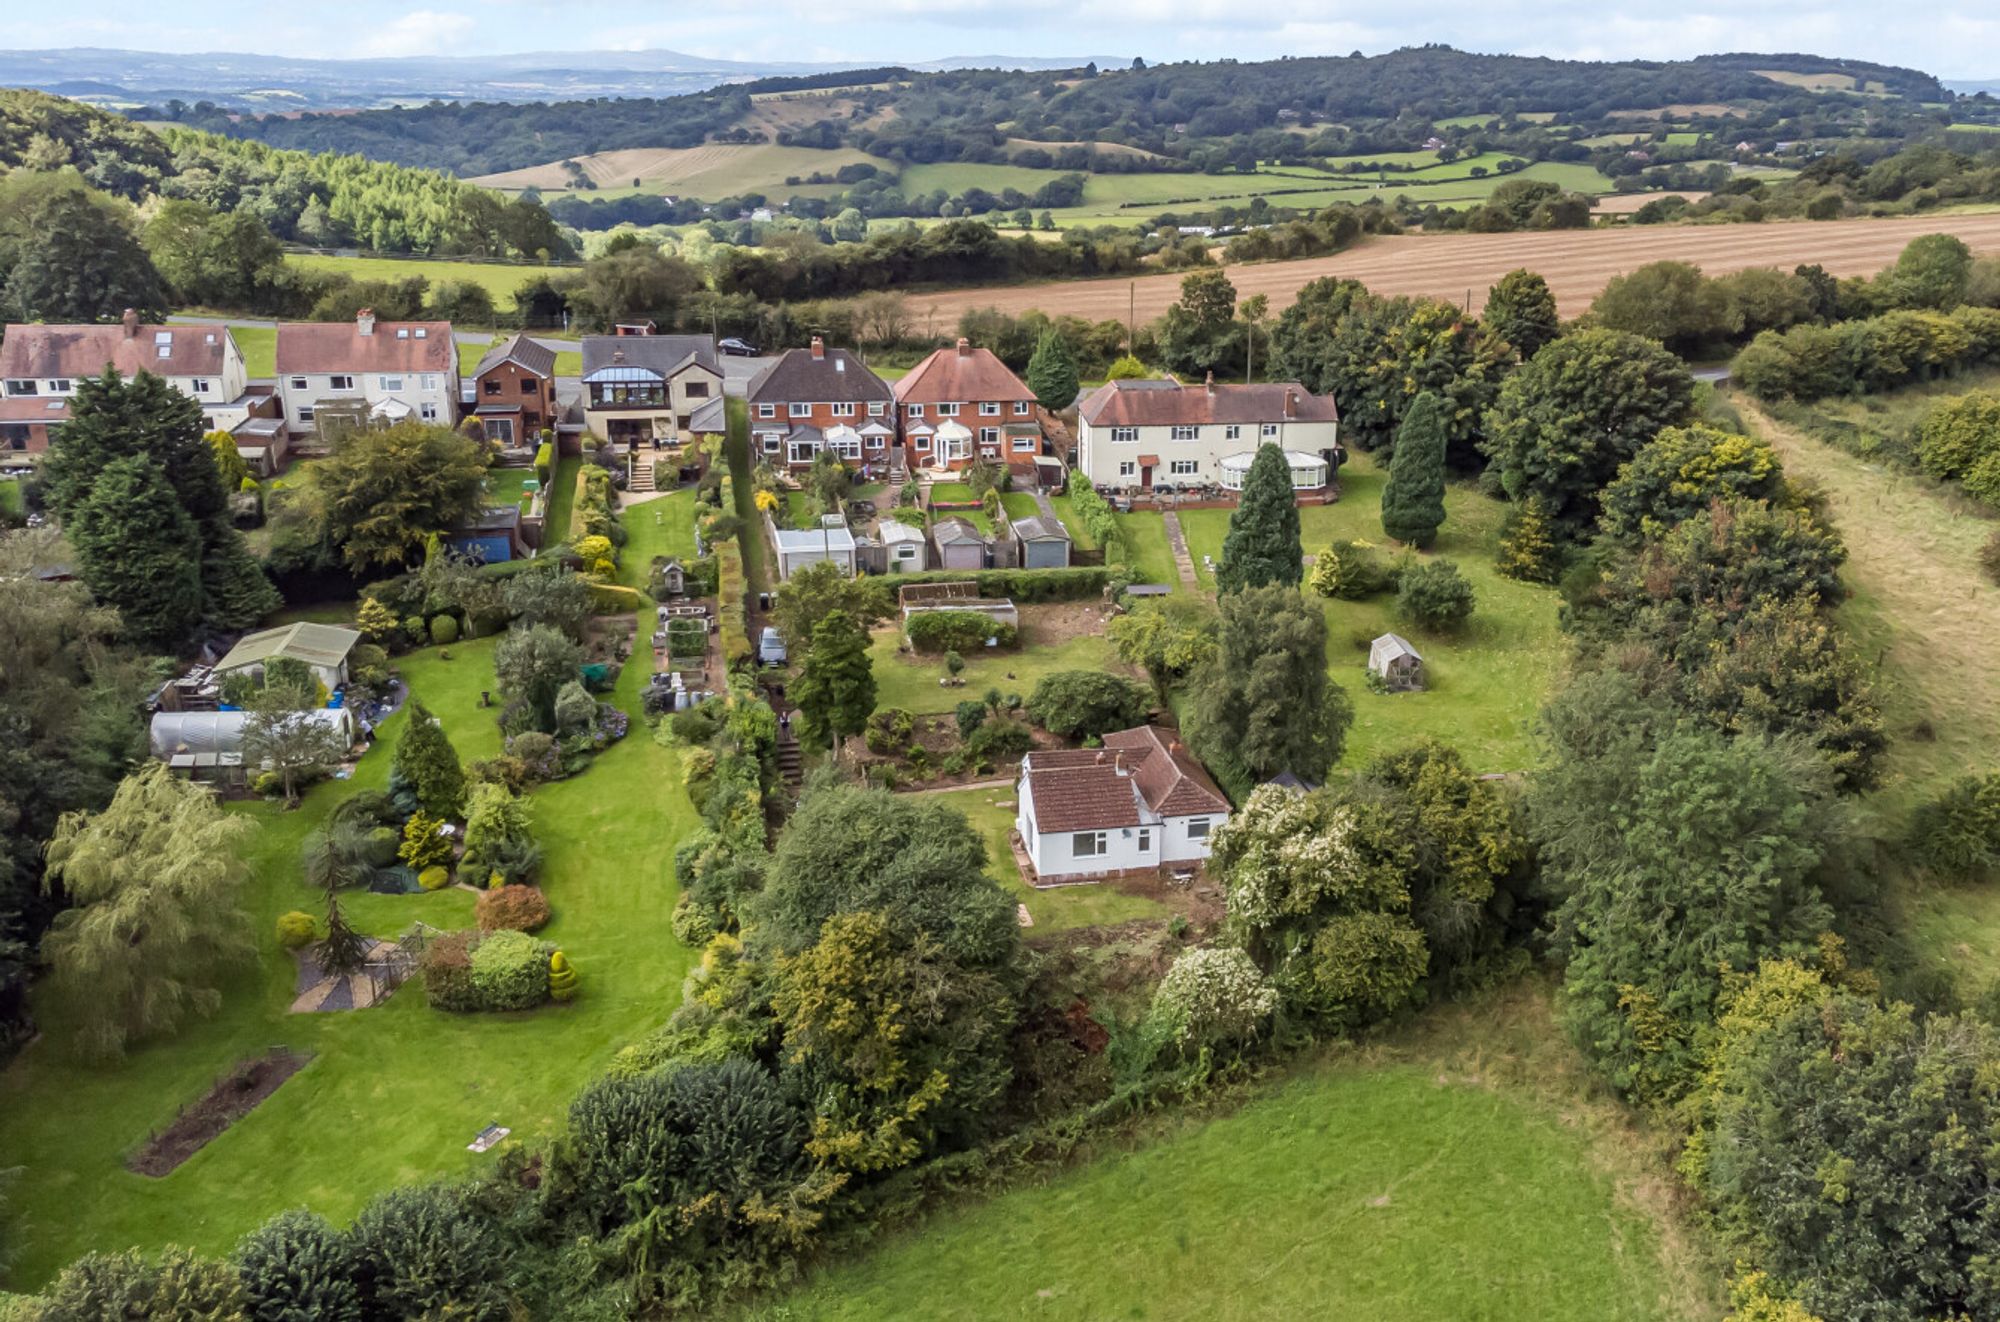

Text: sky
xmin=13 ymin=1 xmax=2000 ymax=81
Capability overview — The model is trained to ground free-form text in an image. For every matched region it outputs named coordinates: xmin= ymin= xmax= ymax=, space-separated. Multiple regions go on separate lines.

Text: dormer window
xmin=396 ymin=328 xmax=410 ymax=339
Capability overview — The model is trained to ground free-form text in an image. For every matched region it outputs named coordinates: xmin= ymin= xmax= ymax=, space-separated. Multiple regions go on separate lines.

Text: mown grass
xmin=924 ymin=788 xmax=1165 ymax=932
xmin=284 ymin=254 xmax=574 ymax=314
xmin=754 ymin=982 xmax=1720 ymax=1322
xmin=1113 ymin=511 xmax=1179 ymax=588
xmin=617 ymin=488 xmax=701 ymax=593
xmin=1174 ymin=451 xmax=1565 ymax=773
xmin=541 ymin=456 xmax=581 ymax=546
xmin=867 ymin=626 xmax=1134 ymax=717
xmin=0 ymin=635 xmax=698 ymax=1287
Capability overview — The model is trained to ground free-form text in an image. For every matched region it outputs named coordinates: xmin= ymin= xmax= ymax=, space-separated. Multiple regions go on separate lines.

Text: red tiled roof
xmin=0 ymin=396 xmax=71 ymax=423
xmin=1077 ymin=379 xmax=1338 ymax=428
xmin=0 ymin=322 xmax=232 ymax=379
xmin=275 ymin=319 xmax=455 ymax=375
xmin=893 ymin=340 xmax=1033 ymax=406
xmin=1103 ymin=726 xmax=1231 ymax=817
xmin=1025 ymin=763 xmax=1143 ymax=833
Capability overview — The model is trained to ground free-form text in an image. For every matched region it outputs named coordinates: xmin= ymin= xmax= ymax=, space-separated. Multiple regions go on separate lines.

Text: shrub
xmin=1495 ymin=496 xmax=1562 ymax=584
xmin=476 ymin=884 xmax=551 ymax=932
xmin=907 ymin=610 xmax=1014 ymax=653
xmin=506 ymin=731 xmax=560 ymax=784
xmin=1307 ymin=538 xmax=1394 ymax=599
xmin=234 ymin=1208 xmax=362 ymax=1322
xmin=1908 ymin=773 xmax=2000 ymax=881
xmin=398 ymin=812 xmax=454 ymax=871
xmin=276 ymin=911 xmax=317 ymax=950
xmin=672 ymin=895 xmax=720 ymax=947
xmin=955 ymin=699 xmax=989 ymax=739
xmin=968 ymin=718 xmax=1034 ymax=760
xmin=943 ymin=649 xmax=965 ymax=676
xmin=420 ymin=931 xmax=479 ymax=1011
xmin=1396 ymin=559 xmax=1476 ymax=632
xmin=348 ymin=1185 xmax=505 ymax=1321
xmin=864 ymin=706 xmax=915 ymax=756
xmin=1151 ymin=946 xmax=1281 ymax=1049
xmin=553 ymin=679 xmax=596 ymax=736
xmin=1026 ymin=670 xmax=1152 ymax=739
xmin=1917 ymin=392 xmax=2000 ymax=480
xmin=418 ymin=865 xmax=451 ymax=891
xmin=469 ymin=929 xmax=553 ymax=1010
xmin=533 ymin=439 xmax=553 ymax=482
xmin=429 ymin=614 xmax=459 ymax=646
xmin=34 ymin=1248 xmax=247 ymax=1319
xmin=547 ymin=950 xmax=578 ymax=1002
xmin=459 ymin=782 xmax=538 ymax=887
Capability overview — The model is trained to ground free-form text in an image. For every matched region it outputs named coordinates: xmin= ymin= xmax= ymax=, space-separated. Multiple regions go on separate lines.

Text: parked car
xmin=719 ymin=338 xmax=760 ymax=357
xmin=758 ymin=626 xmax=787 ymax=666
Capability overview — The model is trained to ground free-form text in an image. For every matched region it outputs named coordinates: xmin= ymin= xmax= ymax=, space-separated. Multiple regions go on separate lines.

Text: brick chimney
xmin=356 ymin=308 xmax=376 ymax=337
xmin=810 ymin=335 xmax=825 ymax=360
xmin=1285 ymin=389 xmax=1297 ymax=419
xmin=121 ymin=308 xmax=140 ymax=338
xmin=1204 ymin=370 xmax=1214 ymax=394
xmin=956 ymin=336 xmax=971 ymax=356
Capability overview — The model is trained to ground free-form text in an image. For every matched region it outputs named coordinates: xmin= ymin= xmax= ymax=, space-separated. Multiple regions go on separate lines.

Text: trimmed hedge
xmin=471 ymin=930 xmax=554 ymax=1010
xmin=869 ymin=567 xmax=1111 ymax=603
xmin=1067 ymin=483 xmax=1130 ymax=564
xmin=533 ymin=441 xmax=554 ymax=485
xmin=586 ymin=581 xmax=646 ymax=614
xmin=1734 ymin=305 xmax=2000 ymax=403
xmin=906 ymin=610 xmax=1018 ymax=653
xmin=716 ymin=537 xmax=751 ymax=666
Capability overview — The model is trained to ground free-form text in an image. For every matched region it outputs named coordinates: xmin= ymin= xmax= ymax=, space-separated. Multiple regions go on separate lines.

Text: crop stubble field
xmin=904 ymin=213 xmax=2000 ymax=323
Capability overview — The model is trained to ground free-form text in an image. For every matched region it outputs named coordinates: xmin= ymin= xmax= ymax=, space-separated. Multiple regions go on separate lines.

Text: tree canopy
xmin=1184 ymin=585 xmax=1351 ymax=786
xmin=1216 ymin=444 xmax=1303 ymax=593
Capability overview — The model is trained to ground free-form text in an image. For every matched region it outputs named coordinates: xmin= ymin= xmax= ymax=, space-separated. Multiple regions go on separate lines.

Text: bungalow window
xmin=1186 ymin=818 xmax=1213 ymax=840
xmin=1170 ymin=459 xmax=1199 ymax=476
xmin=1014 ymin=401 xmax=1031 ymax=415
xmin=288 ymin=376 xmax=309 ymax=392
xmin=1261 ymin=423 xmax=1279 ymax=437
xmin=1171 ymin=424 xmax=1199 ymax=441
xmin=907 ymin=403 xmax=924 ymax=419
xmin=5 ymin=380 xmax=36 ymax=396
xmin=980 ymin=401 xmax=1001 ymax=416
xmin=1224 ymin=424 xmax=1242 ymax=440
xmin=1136 ymin=827 xmax=1153 ymax=853
xmin=757 ymin=403 xmax=776 ymax=419
xmin=938 ymin=403 xmax=960 ymax=417
xmin=380 ymin=375 xmax=405 ymax=392
xmin=330 ymin=375 xmax=356 ymax=392
xmin=189 ymin=379 xmax=211 ymax=395
xmin=1072 ymin=831 xmax=1107 ymax=859
xmin=831 ymin=401 xmax=856 ymax=417
xmin=1110 ymin=426 xmax=1138 ymax=443
xmin=789 ymin=402 xmax=812 ymax=418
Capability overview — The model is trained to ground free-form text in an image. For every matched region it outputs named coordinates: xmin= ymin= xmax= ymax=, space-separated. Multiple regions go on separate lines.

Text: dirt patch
xmin=128 ymin=1051 xmax=313 ymax=1177
xmin=1020 ymin=600 xmax=1118 ymax=646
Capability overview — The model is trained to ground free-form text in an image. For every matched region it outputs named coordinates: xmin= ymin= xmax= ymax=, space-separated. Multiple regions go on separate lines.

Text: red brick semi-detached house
xmin=893 ymin=337 xmax=1046 ymax=475
xmin=465 ymin=333 xmax=558 ymax=447
xmin=745 ymin=336 xmax=896 ymax=474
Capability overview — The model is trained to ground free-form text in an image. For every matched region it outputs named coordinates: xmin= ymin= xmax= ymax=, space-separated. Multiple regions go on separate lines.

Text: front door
xmin=1139 ymin=463 xmax=1154 ymax=490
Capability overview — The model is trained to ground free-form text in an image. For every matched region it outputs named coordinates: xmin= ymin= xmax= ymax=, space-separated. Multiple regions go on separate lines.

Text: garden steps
xmin=627 ymin=459 xmax=657 ymax=494
xmin=775 ymin=728 xmax=804 ymax=788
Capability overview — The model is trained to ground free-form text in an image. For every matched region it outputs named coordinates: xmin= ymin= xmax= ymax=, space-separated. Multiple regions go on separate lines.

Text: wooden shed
xmin=1368 ymin=633 xmax=1425 ymax=692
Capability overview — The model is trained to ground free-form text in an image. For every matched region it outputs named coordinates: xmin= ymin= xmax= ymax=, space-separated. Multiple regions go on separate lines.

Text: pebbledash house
xmin=1013 ymin=727 xmax=1232 ymax=884
xmin=1074 ymin=374 xmax=1340 ymax=496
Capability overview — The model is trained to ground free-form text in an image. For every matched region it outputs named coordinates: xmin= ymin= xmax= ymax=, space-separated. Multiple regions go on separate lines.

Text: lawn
xmin=1175 ymin=452 xmax=1565 ymax=773
xmin=460 ymin=333 xmax=581 ymax=377
xmin=284 ymin=254 xmax=577 ymax=317
xmin=487 ymin=467 xmax=535 ymax=507
xmin=756 ymin=983 xmax=1718 ymax=1322
xmin=617 ymin=488 xmax=701 ymax=592
xmin=924 ymin=788 xmax=1165 ymax=932
xmin=230 ymin=325 xmax=275 ymax=377
xmin=0 ymin=633 xmax=700 ymax=1287
xmin=1113 ymin=510 xmax=1180 ymax=589
xmin=999 ymin=492 xmax=1041 ymax=524
xmin=868 ymin=623 xmax=1137 ymax=717
xmin=0 ymin=478 xmax=22 ymax=518
xmin=541 ymin=455 xmax=582 ymax=546
xmin=1046 ymin=494 xmax=1099 ymax=552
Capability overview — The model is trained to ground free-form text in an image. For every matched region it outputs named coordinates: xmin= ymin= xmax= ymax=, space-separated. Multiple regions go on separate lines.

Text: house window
xmin=913 ymin=435 xmax=930 ymax=451
xmin=868 ymin=401 xmax=887 ymax=417
xmin=761 ymin=434 xmax=780 ymax=454
xmin=1072 ymin=831 xmax=1107 ymax=859
xmin=980 ymin=402 xmax=1000 ymax=416
xmin=298 ymin=406 xmax=316 ymax=422
xmin=1186 ymin=818 xmax=1212 ymax=840
xmin=485 ymin=379 xmax=503 ymax=395
xmin=5 ymin=380 xmax=36 ymax=397
xmin=1170 ymin=459 xmax=1199 ymax=476
xmin=521 ymin=377 xmax=538 ymax=394
xmin=47 ymin=379 xmax=70 ymax=394
xmin=189 ymin=379 xmax=211 ymax=395
xmin=1171 ymin=424 xmax=1199 ymax=441
xmin=1136 ymin=827 xmax=1153 ymax=853
xmin=288 ymin=376 xmax=309 ymax=392
xmin=420 ymin=403 xmax=439 ymax=421
xmin=789 ymin=402 xmax=811 ymax=418
xmin=758 ymin=403 xmax=776 ymax=419
xmin=1118 ymin=461 xmax=1136 ymax=477
xmin=2 ymin=424 xmax=29 ymax=450
xmin=685 ymin=382 xmax=710 ymax=399
xmin=980 ymin=427 xmax=1000 ymax=446
xmin=1013 ymin=436 xmax=1035 ymax=452
xmin=832 ymin=401 xmax=856 ymax=417
xmin=1224 ymin=424 xmax=1241 ymax=440
xmin=1110 ymin=426 xmax=1138 ymax=444
xmin=1014 ymin=401 xmax=1031 ymax=415
xmin=866 ymin=434 xmax=885 ymax=450
xmin=381 ymin=375 xmax=405 ymax=391
xmin=1261 ymin=423 xmax=1279 ymax=437
xmin=907 ymin=403 xmax=924 ymax=419
xmin=938 ymin=403 xmax=960 ymax=417
xmin=486 ymin=418 xmax=515 ymax=443
xmin=331 ymin=375 xmax=356 ymax=392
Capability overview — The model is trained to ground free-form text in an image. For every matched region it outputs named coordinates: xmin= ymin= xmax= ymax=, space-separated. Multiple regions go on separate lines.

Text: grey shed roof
xmin=930 ymin=516 xmax=987 ymax=546
xmin=214 ymin=622 xmax=361 ymax=673
xmin=1368 ymin=633 xmax=1422 ymax=667
xmin=1011 ymin=514 xmax=1068 ymax=542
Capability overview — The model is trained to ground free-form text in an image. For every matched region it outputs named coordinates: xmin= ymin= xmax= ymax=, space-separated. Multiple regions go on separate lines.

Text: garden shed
xmin=213 ymin=622 xmax=362 ymax=691
xmin=1368 ymin=633 xmax=1425 ymax=692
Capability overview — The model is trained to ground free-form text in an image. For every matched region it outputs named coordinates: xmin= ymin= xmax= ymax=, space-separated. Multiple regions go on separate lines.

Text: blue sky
xmin=16 ymin=1 xmax=2000 ymax=80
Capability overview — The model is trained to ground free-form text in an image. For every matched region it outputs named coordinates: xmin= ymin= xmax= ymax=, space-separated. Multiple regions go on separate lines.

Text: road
xmin=895 ymin=211 xmax=2000 ymax=325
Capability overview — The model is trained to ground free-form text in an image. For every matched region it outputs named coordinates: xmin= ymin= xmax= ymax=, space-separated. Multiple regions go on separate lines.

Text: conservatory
xmin=1217 ymin=449 xmax=1330 ymax=492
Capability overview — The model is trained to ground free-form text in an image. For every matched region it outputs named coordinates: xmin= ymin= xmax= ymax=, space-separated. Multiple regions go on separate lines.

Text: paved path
xmin=1160 ymin=511 xmax=1203 ymax=591
xmin=1031 ymin=489 xmax=1058 ymax=520
xmin=899 ymin=777 xmax=1016 ymax=795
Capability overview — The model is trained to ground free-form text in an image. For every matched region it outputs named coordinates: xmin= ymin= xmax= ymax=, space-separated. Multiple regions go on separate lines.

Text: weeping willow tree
xmin=40 ymin=763 xmax=256 ymax=1061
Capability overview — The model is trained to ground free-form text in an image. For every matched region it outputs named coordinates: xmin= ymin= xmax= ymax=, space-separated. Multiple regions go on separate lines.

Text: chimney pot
xmin=357 ymin=308 xmax=376 ymax=336
xmin=1285 ymin=389 xmax=1297 ymax=419
xmin=810 ymin=336 xmax=825 ymax=360
xmin=121 ymin=308 xmax=140 ymax=337
xmin=1204 ymin=370 xmax=1214 ymax=393
xmin=956 ymin=337 xmax=970 ymax=355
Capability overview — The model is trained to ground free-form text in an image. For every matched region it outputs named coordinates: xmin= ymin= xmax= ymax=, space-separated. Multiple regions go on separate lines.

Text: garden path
xmin=1160 ymin=512 xmax=1203 ymax=592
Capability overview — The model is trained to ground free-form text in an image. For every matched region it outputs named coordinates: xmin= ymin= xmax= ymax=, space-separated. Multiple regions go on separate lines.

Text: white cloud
xmin=354 ymin=10 xmax=477 ymax=58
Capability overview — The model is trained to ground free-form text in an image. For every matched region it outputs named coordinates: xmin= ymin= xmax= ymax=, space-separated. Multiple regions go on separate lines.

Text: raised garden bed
xmin=128 ymin=1050 xmax=313 ymax=1177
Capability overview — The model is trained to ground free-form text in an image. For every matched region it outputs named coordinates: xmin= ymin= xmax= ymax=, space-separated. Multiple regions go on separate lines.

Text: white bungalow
xmin=1014 ymin=727 xmax=1231 ymax=884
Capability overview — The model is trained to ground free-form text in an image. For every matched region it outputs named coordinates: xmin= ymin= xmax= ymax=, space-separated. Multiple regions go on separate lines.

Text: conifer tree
xmin=792 ymin=610 xmax=876 ymax=757
xmin=67 ymin=456 xmax=204 ymax=648
xmin=1217 ymin=443 xmax=1302 ymax=593
xmin=392 ymin=699 xmax=466 ymax=818
xmin=1496 ymin=494 xmax=1561 ymax=583
xmin=1025 ymin=329 xmax=1081 ymax=411
xmin=1382 ymin=391 xmax=1448 ymax=549
xmin=317 ymin=891 xmax=369 ymax=976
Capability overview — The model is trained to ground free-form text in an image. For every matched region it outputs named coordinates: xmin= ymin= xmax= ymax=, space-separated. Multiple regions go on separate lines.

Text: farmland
xmin=470 ymin=143 xmax=898 ymax=201
xmin=898 ymin=211 xmax=2000 ymax=325
xmin=285 ymin=252 xmax=573 ymax=314
xmin=758 ymin=981 xmax=1720 ymax=1322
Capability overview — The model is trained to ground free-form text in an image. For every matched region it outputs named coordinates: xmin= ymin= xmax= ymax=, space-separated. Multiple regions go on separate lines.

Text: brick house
xmin=746 ymin=336 xmax=895 ymax=473
xmin=466 ymin=333 xmax=558 ymax=447
xmin=893 ymin=337 xmax=1044 ymax=473
xmin=0 ymin=311 xmax=257 ymax=456
xmin=275 ymin=310 xmax=459 ymax=442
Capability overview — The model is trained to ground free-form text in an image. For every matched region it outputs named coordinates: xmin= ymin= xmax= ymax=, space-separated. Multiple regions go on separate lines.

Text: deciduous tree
xmin=1483 ymin=268 xmax=1558 ymax=359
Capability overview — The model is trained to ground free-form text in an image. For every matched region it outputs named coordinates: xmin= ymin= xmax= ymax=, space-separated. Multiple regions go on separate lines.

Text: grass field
xmin=284 ymin=254 xmax=572 ymax=314
xmin=756 ymin=981 xmax=1720 ymax=1322
xmin=867 ymin=624 xmax=1136 ymax=717
xmin=925 ymin=787 xmax=1165 ymax=932
xmin=0 ymin=635 xmax=699 ymax=1287
xmin=1113 ymin=510 xmax=1180 ymax=588
xmin=230 ymin=325 xmax=275 ymax=377
xmin=469 ymin=143 xmax=897 ymax=201
xmin=617 ymin=487 xmax=701 ymax=592
xmin=1175 ymin=451 xmax=1564 ymax=773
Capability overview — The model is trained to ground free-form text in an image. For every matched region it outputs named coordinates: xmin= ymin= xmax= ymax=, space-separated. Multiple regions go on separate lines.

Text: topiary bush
xmin=547 ymin=950 xmax=578 ymax=1002
xmin=469 ymin=929 xmax=554 ymax=1011
xmin=276 ymin=911 xmax=318 ymax=950
xmin=476 ymin=884 xmax=551 ymax=932
xmin=233 ymin=1208 xmax=362 ymax=1322
xmin=418 ymin=865 xmax=451 ymax=891
xmin=429 ymin=614 xmax=460 ymax=646
xmin=1395 ymin=559 xmax=1477 ymax=633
